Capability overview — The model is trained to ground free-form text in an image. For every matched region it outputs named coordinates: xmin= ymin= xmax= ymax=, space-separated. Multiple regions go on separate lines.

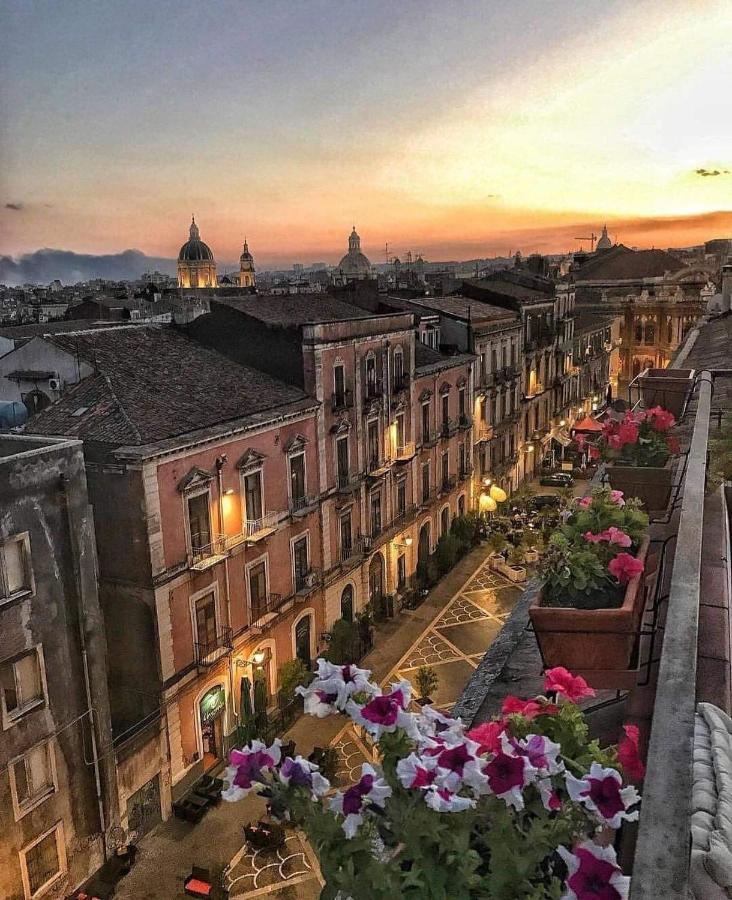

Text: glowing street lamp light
xmin=489 ymin=484 xmax=507 ymax=503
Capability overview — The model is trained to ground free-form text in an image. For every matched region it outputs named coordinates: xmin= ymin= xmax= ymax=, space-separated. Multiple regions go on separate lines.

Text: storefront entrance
xmin=199 ymin=685 xmax=226 ymax=772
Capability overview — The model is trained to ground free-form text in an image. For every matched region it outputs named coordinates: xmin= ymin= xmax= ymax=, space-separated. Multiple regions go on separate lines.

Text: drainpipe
xmin=59 ymin=474 xmax=107 ymax=859
xmin=215 ymin=456 xmax=235 ymax=726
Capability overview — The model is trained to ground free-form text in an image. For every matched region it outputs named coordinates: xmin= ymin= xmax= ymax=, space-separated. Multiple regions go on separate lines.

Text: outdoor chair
xmin=184 ymin=865 xmax=212 ymax=898
xmin=193 ymin=775 xmax=223 ymax=803
xmin=281 ymin=739 xmax=296 ymax=758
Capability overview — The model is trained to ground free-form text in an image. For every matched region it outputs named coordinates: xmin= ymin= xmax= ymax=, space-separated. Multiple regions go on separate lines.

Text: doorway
xmin=295 ymin=615 xmax=312 ymax=669
xmin=368 ymin=553 xmax=384 ymax=606
xmin=418 ymin=521 xmax=431 ymax=565
xmin=199 ymin=685 xmax=226 ymax=772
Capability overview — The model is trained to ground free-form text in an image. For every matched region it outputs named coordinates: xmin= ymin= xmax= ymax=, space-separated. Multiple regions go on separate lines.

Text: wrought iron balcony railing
xmin=331 ymin=388 xmax=353 ymax=412
xmin=250 ymin=593 xmax=286 ymax=629
xmin=194 ymin=627 xmax=233 ymax=667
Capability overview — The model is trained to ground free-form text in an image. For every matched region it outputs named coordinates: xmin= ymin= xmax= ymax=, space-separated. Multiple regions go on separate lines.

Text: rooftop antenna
xmin=574 ymin=232 xmax=597 ymax=252
xmin=384 ymin=242 xmax=389 ymax=265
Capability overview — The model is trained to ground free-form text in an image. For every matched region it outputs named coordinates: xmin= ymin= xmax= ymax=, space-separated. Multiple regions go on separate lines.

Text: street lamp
xmin=489 ymin=484 xmax=507 ymax=503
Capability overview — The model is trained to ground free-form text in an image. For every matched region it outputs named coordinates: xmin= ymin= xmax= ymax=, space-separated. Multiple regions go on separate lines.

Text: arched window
xmin=294 ymin=614 xmax=312 ymax=669
xmin=340 ymin=585 xmax=354 ymax=623
xmin=440 ymin=506 xmax=450 ymax=536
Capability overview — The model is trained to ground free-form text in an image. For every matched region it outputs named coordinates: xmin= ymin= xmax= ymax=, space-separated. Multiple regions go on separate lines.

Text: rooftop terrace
xmin=456 ymin=312 xmax=732 ymax=898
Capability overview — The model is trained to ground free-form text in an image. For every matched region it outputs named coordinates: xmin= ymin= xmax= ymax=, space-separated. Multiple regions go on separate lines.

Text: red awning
xmin=573 ymin=416 xmax=603 ymax=433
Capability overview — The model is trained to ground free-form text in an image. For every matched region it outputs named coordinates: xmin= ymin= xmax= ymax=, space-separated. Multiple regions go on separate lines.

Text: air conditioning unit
xmin=48 ymin=377 xmax=61 ymax=391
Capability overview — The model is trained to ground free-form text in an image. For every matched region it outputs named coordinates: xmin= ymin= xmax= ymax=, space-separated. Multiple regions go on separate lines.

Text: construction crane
xmin=574 ymin=233 xmax=597 ymax=252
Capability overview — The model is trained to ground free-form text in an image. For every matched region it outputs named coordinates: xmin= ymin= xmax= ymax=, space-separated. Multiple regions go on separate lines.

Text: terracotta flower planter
xmin=529 ymin=537 xmax=649 ymax=689
xmin=637 ymin=368 xmax=695 ymax=419
xmin=606 ymin=461 xmax=673 ymax=513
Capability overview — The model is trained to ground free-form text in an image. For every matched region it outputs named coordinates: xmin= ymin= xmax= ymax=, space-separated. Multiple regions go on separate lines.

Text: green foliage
xmin=324 ymin=617 xmax=360 ymax=665
xmin=416 ymin=557 xmax=438 ymax=589
xmin=507 ymin=543 xmax=525 ymax=566
xmin=486 ymin=531 xmax=509 ymax=555
xmin=277 ymin=658 xmax=311 ymax=701
xmin=415 ymin=665 xmax=439 ymax=699
xmin=435 ymin=532 xmax=460 ymax=573
xmin=451 ymin=514 xmax=479 ymax=553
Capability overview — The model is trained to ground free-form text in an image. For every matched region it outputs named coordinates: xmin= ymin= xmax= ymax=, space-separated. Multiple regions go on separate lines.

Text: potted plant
xmin=521 ymin=532 xmax=543 ymax=565
xmin=486 ymin=531 xmax=508 ymax=568
xmin=223 ymin=662 xmax=644 ymax=899
xmin=637 ymin=367 xmax=695 ymax=419
xmin=414 ymin=665 xmax=439 ymax=705
xmin=595 ymin=407 xmax=679 ymax=512
xmin=528 ymin=487 xmax=649 ymax=686
xmin=494 ymin=544 xmax=527 ymax=583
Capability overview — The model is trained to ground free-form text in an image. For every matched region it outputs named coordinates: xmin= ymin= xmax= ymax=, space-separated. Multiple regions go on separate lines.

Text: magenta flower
xmin=278 ymin=755 xmax=330 ymax=798
xmin=609 ymin=490 xmax=625 ymax=506
xmin=296 ymin=658 xmax=377 ymax=716
xmin=347 ymin=680 xmax=419 ymax=739
xmin=509 ymin=733 xmax=564 ymax=776
xmin=557 ymin=840 xmax=630 ymax=899
xmin=329 ymin=763 xmax=392 ymax=838
xmin=644 ymin=406 xmax=675 ymax=432
xmin=608 ymin=553 xmax=644 ymax=584
xmin=482 ymin=751 xmax=535 ymax=810
xmin=577 ymin=496 xmax=593 ymax=508
xmin=605 ymin=527 xmax=632 ymax=548
xmin=424 ymin=786 xmax=475 ymax=813
xmin=617 ymin=724 xmax=645 ymax=783
xmin=544 ymin=667 xmax=596 ymax=703
xmin=565 ymin=762 xmax=639 ymax=828
xmin=538 ymin=777 xmax=562 ymax=812
xmin=466 ymin=721 xmax=506 ymax=756
xmin=396 ymin=752 xmax=437 ymax=790
xmin=222 ymin=739 xmax=282 ymax=801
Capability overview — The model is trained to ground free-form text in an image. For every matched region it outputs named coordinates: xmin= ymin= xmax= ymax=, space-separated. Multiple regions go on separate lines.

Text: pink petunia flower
xmin=467 ymin=721 xmax=506 ymax=756
xmin=424 ymin=786 xmax=475 ymax=813
xmin=482 ymin=751 xmax=535 ymax=810
xmin=608 ymin=433 xmax=623 ymax=450
xmin=329 ymin=763 xmax=392 ymax=838
xmin=296 ymin=658 xmax=378 ymax=717
xmin=645 ymin=406 xmax=675 ymax=432
xmin=605 ymin=527 xmax=632 ymax=548
xmin=583 ymin=531 xmax=605 ymax=543
xmin=507 ymin=733 xmax=564 ymax=776
xmin=347 ymin=680 xmax=419 ymax=740
xmin=537 ymin=777 xmax=562 ymax=812
xmin=577 ymin=495 xmax=593 ymax=508
xmin=502 ymin=695 xmax=560 ymax=720
xmin=565 ymin=762 xmax=639 ymax=829
xmin=617 ymin=724 xmax=645 ymax=783
xmin=544 ymin=667 xmax=596 ymax=703
xmin=278 ymin=755 xmax=331 ymax=798
xmin=609 ymin=490 xmax=625 ymax=506
xmin=396 ymin=752 xmax=437 ymax=790
xmin=588 ymin=445 xmax=600 ymax=460
xmin=667 ymin=435 xmax=681 ymax=455
xmin=557 ymin=840 xmax=630 ymax=900
xmin=222 ymin=739 xmax=282 ymax=801
xmin=617 ymin=421 xmax=639 ymax=446
xmin=608 ymin=553 xmax=644 ymax=584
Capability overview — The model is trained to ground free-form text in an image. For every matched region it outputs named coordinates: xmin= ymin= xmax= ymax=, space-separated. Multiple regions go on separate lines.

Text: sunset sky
xmin=1 ymin=0 xmax=731 ymax=269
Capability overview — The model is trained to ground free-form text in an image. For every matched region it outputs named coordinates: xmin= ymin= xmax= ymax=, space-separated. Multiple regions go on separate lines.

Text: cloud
xmin=5 ymin=202 xmax=24 ymax=211
xmin=695 ymin=168 xmax=731 ymax=177
xmin=0 ymin=249 xmax=177 ymax=286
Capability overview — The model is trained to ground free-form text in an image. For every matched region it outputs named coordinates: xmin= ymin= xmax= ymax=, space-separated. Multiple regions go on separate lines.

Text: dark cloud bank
xmin=0 ymin=249 xmax=177 ymax=286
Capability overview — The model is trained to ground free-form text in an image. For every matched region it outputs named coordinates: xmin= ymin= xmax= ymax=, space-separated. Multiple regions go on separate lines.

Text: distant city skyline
xmin=1 ymin=0 xmax=731 ymax=268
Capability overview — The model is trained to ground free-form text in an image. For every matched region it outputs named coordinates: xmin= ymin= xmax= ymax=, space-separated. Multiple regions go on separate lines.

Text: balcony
xmin=331 ymin=388 xmax=353 ymax=412
xmin=194 ymin=627 xmax=233 ymax=667
xmin=420 ymin=429 xmax=440 ymax=448
xmin=189 ymin=534 xmax=227 ymax=571
xmin=458 ymin=464 xmax=474 ymax=483
xmin=479 ymin=373 xmax=495 ymax=391
xmin=363 ymin=379 xmax=384 ymax=403
xmin=458 ymin=413 xmax=472 ymax=430
xmin=475 ymin=423 xmax=494 ymax=443
xmin=250 ymin=593 xmax=286 ymax=629
xmin=338 ymin=536 xmax=366 ymax=565
xmin=295 ymin=568 xmax=323 ymax=595
xmin=290 ymin=495 xmax=317 ymax=516
xmin=440 ymin=474 xmax=457 ymax=494
xmin=441 ymin=419 xmax=458 ymax=439
xmin=394 ymin=441 xmax=416 ymax=462
xmin=242 ymin=510 xmax=282 ymax=542
xmin=336 ymin=470 xmax=361 ymax=493
xmin=420 ymin=488 xmax=435 ymax=507
xmin=392 ymin=373 xmax=410 ymax=393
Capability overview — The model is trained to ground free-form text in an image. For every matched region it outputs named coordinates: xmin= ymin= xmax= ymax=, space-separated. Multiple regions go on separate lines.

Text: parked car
xmin=530 ymin=494 xmax=562 ymax=509
xmin=539 ymin=472 xmax=575 ymax=487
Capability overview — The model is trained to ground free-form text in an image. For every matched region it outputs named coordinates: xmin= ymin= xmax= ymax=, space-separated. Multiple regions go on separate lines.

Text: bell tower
xmin=239 ymin=239 xmax=256 ymax=289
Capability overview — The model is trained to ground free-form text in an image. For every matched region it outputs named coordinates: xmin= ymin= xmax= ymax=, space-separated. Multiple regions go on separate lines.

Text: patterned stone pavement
xmin=225 ymin=554 xmax=526 ymax=898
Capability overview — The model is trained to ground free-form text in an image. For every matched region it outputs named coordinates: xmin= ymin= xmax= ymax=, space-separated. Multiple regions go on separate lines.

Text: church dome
xmin=179 ymin=217 xmax=215 ymax=262
xmin=240 ymin=239 xmax=254 ymax=263
xmin=337 ymin=227 xmax=372 ymax=278
xmin=596 ymin=224 xmax=612 ymax=252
